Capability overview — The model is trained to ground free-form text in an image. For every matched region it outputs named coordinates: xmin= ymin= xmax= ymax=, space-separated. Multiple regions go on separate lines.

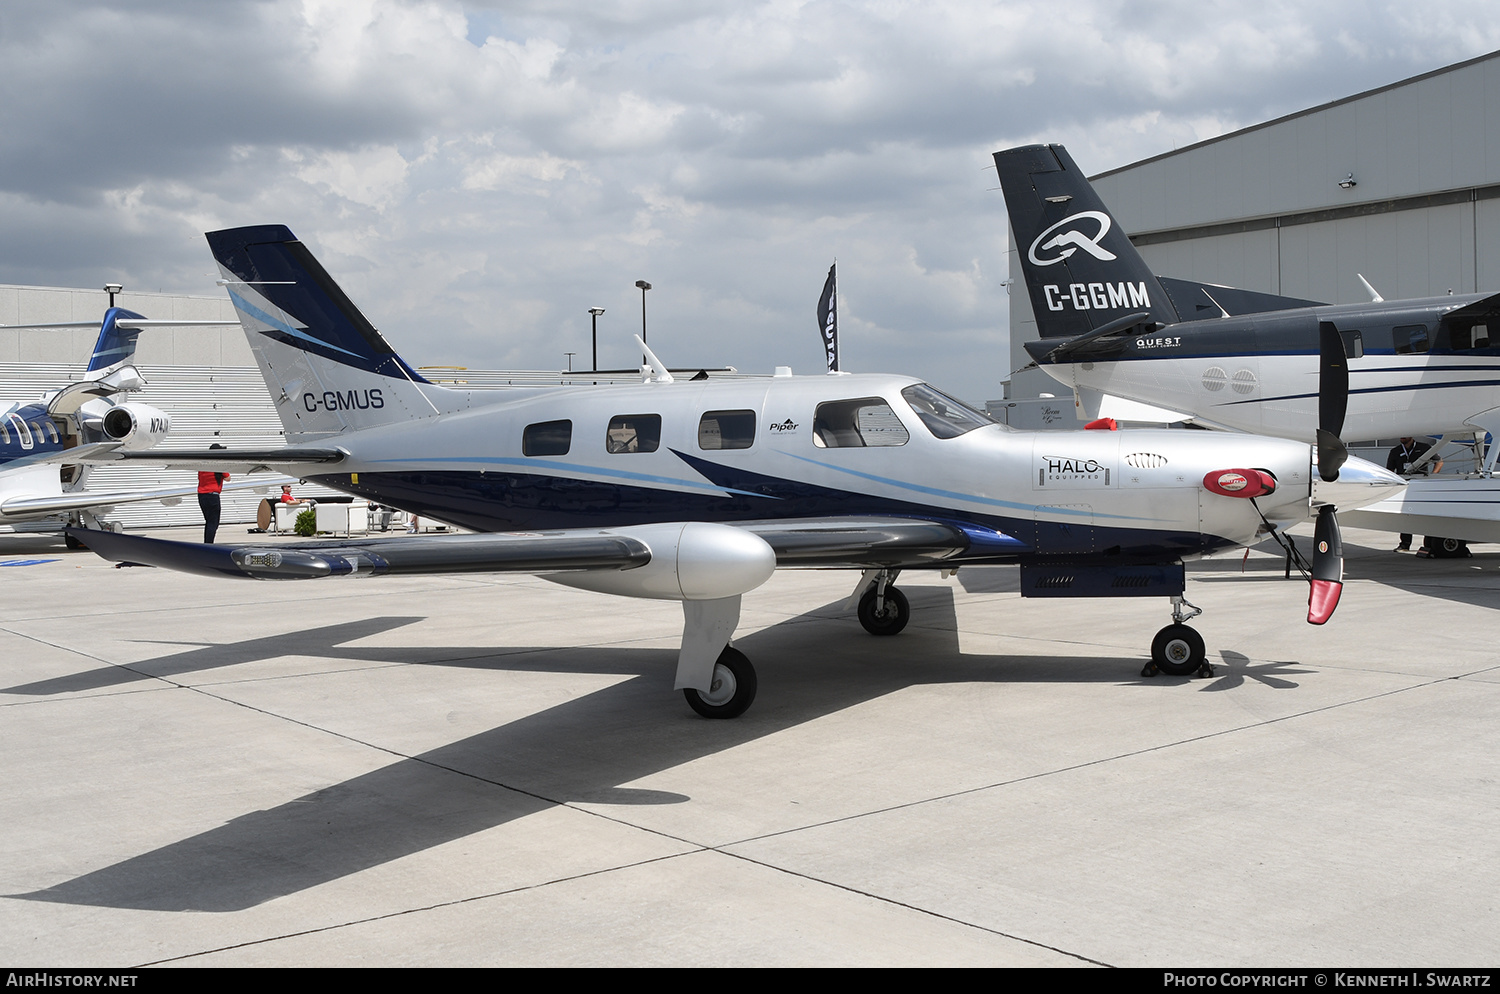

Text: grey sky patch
xmin=0 ymin=1 xmax=1495 ymax=401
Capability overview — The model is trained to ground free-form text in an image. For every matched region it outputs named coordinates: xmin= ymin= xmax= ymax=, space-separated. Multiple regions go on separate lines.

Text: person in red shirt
xmin=197 ymin=468 xmax=228 ymax=543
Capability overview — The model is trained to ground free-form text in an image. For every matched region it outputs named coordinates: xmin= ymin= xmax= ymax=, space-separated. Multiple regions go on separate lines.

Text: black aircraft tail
xmin=994 ymin=144 xmax=1180 ymax=339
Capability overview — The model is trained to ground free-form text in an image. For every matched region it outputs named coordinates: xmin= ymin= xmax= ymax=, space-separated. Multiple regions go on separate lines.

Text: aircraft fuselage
xmin=1031 ymin=291 xmax=1500 ymax=441
xmin=298 ymin=372 xmax=1329 ymax=563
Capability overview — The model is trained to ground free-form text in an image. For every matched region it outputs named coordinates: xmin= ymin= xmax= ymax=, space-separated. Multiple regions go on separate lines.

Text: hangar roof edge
xmin=1089 ymin=48 xmax=1500 ymax=182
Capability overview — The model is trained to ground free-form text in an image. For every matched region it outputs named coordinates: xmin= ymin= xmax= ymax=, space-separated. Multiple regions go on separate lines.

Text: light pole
xmin=104 ymin=283 xmax=123 ymax=309
xmin=588 ymin=306 xmax=605 ymax=371
xmin=634 ymin=280 xmax=651 ymax=364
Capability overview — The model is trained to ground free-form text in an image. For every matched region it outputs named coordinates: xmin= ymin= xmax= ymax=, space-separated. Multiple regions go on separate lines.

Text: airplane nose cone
xmin=1311 ymin=455 xmax=1406 ymax=510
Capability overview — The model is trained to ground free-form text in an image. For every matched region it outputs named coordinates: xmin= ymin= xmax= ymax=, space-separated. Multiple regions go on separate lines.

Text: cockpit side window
xmin=812 ymin=398 xmax=908 ymax=447
xmin=900 ymin=383 xmax=993 ymax=439
xmin=606 ymin=414 xmax=661 ymax=453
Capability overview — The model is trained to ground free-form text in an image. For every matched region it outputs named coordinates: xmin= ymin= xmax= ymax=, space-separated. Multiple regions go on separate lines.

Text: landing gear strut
xmin=683 ymin=646 xmax=757 ymax=719
xmin=1142 ymin=595 xmax=1213 ymax=678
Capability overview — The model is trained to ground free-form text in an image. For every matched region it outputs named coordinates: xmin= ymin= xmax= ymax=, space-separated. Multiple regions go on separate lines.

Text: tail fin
xmin=206 ymin=225 xmax=453 ymax=440
xmin=86 ymin=308 xmax=146 ymax=373
xmin=993 ymin=145 xmax=1179 ymax=339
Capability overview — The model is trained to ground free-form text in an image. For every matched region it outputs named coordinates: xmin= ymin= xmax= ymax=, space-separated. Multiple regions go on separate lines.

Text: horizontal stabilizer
xmin=1156 ymin=277 xmax=1323 ymax=321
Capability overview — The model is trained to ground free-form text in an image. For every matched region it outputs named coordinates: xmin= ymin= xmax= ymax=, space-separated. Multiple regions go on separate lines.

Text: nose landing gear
xmin=1142 ymin=595 xmax=1214 ymax=678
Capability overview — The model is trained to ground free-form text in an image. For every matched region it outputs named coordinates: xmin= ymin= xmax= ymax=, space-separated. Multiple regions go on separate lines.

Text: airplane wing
xmin=81 ymin=446 xmax=346 ymax=473
xmin=68 ymin=516 xmax=1022 ymax=577
xmin=1 ymin=475 xmax=299 ymax=520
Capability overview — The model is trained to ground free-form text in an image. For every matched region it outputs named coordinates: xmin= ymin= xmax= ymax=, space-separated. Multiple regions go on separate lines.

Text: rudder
xmin=993 ymin=145 xmax=1179 ymax=339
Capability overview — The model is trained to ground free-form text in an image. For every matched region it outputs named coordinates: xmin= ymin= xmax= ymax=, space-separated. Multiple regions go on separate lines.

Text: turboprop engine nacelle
xmin=544 ymin=521 xmax=776 ymax=601
xmin=101 ymin=402 xmax=171 ymax=450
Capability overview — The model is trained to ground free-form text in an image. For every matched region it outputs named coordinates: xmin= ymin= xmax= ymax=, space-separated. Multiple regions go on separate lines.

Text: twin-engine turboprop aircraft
xmin=993 ymin=143 xmax=1500 ymax=479
xmin=0 ymin=307 xmax=271 ymax=533
xmin=71 ymin=225 xmax=1405 ymax=718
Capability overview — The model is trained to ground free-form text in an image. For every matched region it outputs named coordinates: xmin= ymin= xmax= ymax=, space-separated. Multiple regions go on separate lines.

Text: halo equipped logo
xmin=1028 ymin=211 xmax=1118 ymax=267
xmin=1037 ymin=453 xmax=1112 ymax=488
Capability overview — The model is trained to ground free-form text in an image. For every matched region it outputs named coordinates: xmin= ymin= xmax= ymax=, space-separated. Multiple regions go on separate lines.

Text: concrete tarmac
xmin=1 ymin=523 xmax=1497 ymax=967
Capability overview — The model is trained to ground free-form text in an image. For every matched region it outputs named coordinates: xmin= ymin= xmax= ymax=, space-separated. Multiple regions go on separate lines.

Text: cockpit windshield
xmin=900 ymin=383 xmax=996 ymax=438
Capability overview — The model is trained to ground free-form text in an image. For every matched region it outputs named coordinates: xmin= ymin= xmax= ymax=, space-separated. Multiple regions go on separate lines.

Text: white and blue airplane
xmin=0 ymin=307 xmax=279 ymax=536
xmin=71 ymin=225 xmax=1406 ymax=718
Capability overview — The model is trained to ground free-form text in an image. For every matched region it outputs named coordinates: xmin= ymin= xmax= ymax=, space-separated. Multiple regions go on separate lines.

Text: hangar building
xmin=1007 ymin=48 xmax=1500 ymax=410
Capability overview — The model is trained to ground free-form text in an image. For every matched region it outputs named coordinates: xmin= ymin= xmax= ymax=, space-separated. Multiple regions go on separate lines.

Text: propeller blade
xmin=1318 ymin=322 xmax=1349 ymax=482
xmin=1307 ymin=504 xmax=1344 ymax=625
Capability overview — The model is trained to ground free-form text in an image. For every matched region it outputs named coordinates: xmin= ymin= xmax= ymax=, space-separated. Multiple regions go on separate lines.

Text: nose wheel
xmin=683 ymin=646 xmax=758 ymax=719
xmin=1142 ymin=595 xmax=1214 ymax=678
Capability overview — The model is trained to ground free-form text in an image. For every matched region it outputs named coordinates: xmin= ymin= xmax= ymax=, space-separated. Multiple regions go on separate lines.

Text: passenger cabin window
xmin=900 ymin=383 xmax=992 ymax=439
xmin=606 ymin=414 xmax=661 ymax=453
xmin=0 ymin=421 xmax=8 ymax=445
xmin=523 ymin=419 xmax=572 ymax=456
xmin=1394 ymin=324 xmax=1429 ymax=354
xmin=1449 ymin=321 xmax=1491 ymax=350
xmin=698 ymin=410 xmax=756 ymax=450
xmin=1341 ymin=330 xmax=1364 ymax=359
xmin=813 ymin=398 xmax=909 ymax=447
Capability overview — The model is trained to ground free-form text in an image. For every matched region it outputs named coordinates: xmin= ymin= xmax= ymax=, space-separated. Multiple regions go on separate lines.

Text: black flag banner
xmin=817 ymin=262 xmax=838 ymax=372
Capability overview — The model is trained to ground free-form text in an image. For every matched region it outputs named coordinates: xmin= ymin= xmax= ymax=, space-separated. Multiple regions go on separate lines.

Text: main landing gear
xmin=1142 ymin=595 xmax=1214 ymax=679
xmin=682 ymin=646 xmax=758 ymax=719
xmin=856 ymin=569 xmax=910 ymax=636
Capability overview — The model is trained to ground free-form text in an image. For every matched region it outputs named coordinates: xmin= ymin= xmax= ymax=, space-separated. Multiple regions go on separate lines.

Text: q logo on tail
xmin=1028 ymin=211 xmax=1118 ymax=267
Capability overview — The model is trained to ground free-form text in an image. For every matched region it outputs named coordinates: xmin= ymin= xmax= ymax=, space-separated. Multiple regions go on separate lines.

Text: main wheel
xmin=1425 ymin=536 xmax=1470 ymax=559
xmin=64 ymin=533 xmax=88 ymax=550
xmin=683 ymin=646 xmax=758 ymax=719
xmin=1151 ymin=624 xmax=1206 ymax=677
xmin=858 ymin=586 xmax=910 ymax=636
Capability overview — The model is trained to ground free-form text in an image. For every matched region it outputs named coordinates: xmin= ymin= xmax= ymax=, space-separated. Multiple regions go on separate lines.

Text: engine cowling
xmin=101 ymin=402 xmax=170 ymax=450
xmin=543 ymin=521 xmax=776 ymax=601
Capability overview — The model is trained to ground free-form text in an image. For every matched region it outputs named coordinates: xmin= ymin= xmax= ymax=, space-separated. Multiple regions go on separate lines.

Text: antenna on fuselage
xmin=634 ymin=335 xmax=675 ymax=383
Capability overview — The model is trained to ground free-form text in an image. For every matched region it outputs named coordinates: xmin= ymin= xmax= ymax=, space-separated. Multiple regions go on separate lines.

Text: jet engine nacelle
xmin=544 ymin=521 xmax=776 ymax=601
xmin=101 ymin=402 xmax=171 ymax=450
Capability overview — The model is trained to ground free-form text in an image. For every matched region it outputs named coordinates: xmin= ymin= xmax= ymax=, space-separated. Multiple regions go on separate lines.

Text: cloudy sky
xmin=1 ymin=1 xmax=1497 ymax=401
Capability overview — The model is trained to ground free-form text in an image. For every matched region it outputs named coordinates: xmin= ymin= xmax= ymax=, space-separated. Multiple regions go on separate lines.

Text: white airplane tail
xmin=205 ymin=225 xmax=461 ymax=441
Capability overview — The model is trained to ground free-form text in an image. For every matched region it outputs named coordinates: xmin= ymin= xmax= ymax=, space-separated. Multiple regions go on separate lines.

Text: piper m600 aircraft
xmin=994 ymin=143 xmax=1500 ymax=481
xmin=72 ymin=225 xmax=1405 ymax=718
xmin=0 ymin=307 xmax=271 ymax=533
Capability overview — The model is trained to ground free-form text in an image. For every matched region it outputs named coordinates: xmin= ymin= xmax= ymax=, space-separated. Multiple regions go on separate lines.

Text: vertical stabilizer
xmin=86 ymin=308 xmax=146 ymax=373
xmin=993 ymin=145 xmax=1179 ymax=339
xmin=206 ymin=225 xmax=458 ymax=440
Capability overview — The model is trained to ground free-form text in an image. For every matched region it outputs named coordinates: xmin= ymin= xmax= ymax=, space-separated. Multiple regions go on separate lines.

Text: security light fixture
xmin=1339 ymin=173 xmax=1357 ymax=189
xmin=103 ymin=283 xmax=123 ymax=307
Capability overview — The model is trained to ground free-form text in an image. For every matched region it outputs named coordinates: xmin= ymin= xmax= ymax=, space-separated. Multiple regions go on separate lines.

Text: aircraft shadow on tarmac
xmin=12 ymin=584 xmax=1305 ymax=913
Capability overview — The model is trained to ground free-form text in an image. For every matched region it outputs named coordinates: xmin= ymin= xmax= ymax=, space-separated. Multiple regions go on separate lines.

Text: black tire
xmin=64 ymin=533 xmax=87 ymax=551
xmin=858 ymin=586 xmax=910 ymax=636
xmin=683 ymin=646 xmax=757 ymax=719
xmin=1424 ymin=536 xmax=1469 ymax=559
xmin=1151 ymin=624 xmax=1206 ymax=677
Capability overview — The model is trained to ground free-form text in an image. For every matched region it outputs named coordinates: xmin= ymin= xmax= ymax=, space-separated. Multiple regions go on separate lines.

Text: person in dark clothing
xmin=1386 ymin=437 xmax=1443 ymax=551
xmin=197 ymin=456 xmax=229 ymax=543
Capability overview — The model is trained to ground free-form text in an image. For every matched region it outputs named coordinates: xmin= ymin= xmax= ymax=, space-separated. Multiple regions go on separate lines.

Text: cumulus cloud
xmin=0 ymin=0 xmax=1496 ymax=398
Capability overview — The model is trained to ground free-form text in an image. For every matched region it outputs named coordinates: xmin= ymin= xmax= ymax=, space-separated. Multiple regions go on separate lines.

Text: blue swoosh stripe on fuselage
xmin=310 ymin=466 xmax=1211 ymax=560
xmin=1218 ymin=378 xmax=1500 ymax=406
xmin=361 ymin=455 xmax=777 ymax=500
xmin=775 ymin=451 xmax=1151 ymax=521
